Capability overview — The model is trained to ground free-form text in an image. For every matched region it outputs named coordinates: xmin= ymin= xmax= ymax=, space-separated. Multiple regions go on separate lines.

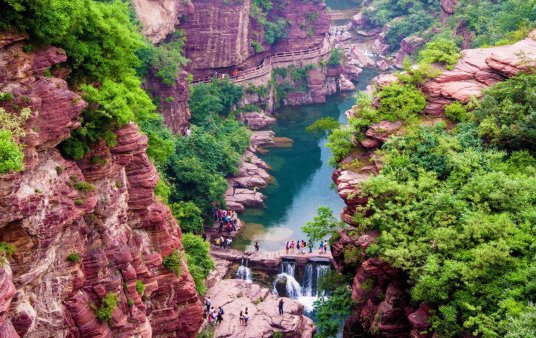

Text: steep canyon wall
xmin=0 ymin=34 xmax=203 ymax=338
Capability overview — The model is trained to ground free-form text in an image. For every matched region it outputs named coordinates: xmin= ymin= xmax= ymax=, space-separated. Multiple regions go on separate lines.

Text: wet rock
xmin=274 ymin=275 xmax=289 ymax=297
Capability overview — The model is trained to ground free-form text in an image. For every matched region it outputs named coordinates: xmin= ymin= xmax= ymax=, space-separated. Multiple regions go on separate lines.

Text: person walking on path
xmin=324 ymin=240 xmax=328 ymax=254
xmin=205 ymin=297 xmax=211 ymax=313
xmin=296 ymin=241 xmax=300 ymax=254
xmin=216 ymin=306 xmax=224 ymax=324
xmin=239 ymin=310 xmax=244 ymax=325
xmin=309 ymin=241 xmax=313 ymax=253
xmin=255 ymin=241 xmax=259 ymax=252
xmin=290 ymin=240 xmax=295 ymax=254
xmin=285 ymin=241 xmax=290 ymax=254
xmin=243 ymin=307 xmax=249 ymax=326
xmin=319 ymin=241 xmax=324 ymax=254
xmin=278 ymin=299 xmax=284 ymax=315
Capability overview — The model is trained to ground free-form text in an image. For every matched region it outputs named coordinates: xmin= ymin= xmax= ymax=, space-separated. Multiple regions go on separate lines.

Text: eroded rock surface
xmin=206 ymin=279 xmax=315 ymax=338
xmin=0 ymin=35 xmax=203 ymax=338
xmin=422 ymin=33 xmax=536 ymax=115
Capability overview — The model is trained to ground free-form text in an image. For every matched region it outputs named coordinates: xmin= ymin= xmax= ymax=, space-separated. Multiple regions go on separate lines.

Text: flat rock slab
xmin=206 ymin=279 xmax=315 ymax=338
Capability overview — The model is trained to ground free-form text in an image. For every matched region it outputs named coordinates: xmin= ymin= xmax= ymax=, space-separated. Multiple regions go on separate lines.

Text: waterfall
xmin=273 ymin=260 xmax=302 ymax=298
xmin=302 ymin=263 xmax=314 ymax=297
xmin=301 ymin=262 xmax=331 ymax=297
xmin=236 ymin=258 xmax=252 ymax=283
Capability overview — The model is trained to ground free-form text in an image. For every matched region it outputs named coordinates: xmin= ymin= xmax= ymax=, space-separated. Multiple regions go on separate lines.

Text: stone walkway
xmin=210 ymin=248 xmax=334 ymax=275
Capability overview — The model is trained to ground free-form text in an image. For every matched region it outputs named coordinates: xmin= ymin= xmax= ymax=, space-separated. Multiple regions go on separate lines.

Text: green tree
xmin=302 ymin=207 xmax=346 ymax=246
xmin=170 ymin=201 xmax=204 ymax=234
xmin=182 ymin=233 xmax=214 ymax=295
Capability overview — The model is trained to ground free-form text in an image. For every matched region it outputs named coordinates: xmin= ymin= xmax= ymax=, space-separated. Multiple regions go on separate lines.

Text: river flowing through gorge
xmin=234 ymin=68 xmax=378 ymax=252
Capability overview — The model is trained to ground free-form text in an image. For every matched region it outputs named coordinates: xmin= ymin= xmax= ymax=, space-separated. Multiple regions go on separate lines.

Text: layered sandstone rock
xmin=422 ymin=33 xmax=536 ymax=115
xmin=238 ymin=111 xmax=276 ymax=130
xmin=133 ymin=0 xmax=194 ymax=43
xmin=206 ymin=279 xmax=315 ymax=338
xmin=146 ymin=70 xmax=191 ymax=134
xmin=0 ymin=35 xmax=203 ymax=337
xmin=180 ymin=0 xmax=329 ymax=78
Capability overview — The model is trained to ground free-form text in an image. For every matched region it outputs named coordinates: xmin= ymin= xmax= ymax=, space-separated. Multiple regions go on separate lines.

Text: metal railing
xmin=192 ymin=38 xmax=332 ymax=84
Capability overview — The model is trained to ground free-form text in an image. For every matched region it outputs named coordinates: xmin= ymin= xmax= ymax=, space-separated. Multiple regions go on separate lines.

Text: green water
xmin=325 ymin=0 xmax=362 ymax=10
xmin=234 ymin=68 xmax=378 ymax=251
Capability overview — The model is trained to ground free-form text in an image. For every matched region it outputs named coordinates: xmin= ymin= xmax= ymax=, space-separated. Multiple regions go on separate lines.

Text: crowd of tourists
xmin=204 ymin=297 xmax=224 ymax=326
xmin=285 ymin=239 xmax=328 ymax=254
xmin=213 ymin=204 xmax=238 ymax=235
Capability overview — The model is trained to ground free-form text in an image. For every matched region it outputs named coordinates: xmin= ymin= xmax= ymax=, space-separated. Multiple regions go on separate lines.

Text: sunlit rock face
xmin=0 ymin=34 xmax=203 ymax=338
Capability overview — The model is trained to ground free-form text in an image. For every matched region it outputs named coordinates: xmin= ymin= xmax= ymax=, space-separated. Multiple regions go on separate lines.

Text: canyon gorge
xmin=1 ymin=0 xmax=535 ymax=337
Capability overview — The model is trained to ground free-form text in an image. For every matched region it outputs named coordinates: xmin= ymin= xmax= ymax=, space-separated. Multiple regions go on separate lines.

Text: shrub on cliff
xmin=419 ymin=38 xmax=461 ymax=70
xmin=96 ymin=293 xmax=119 ymax=322
xmin=0 ymin=130 xmax=24 ymax=174
xmin=163 ymin=250 xmax=184 ymax=276
xmin=360 ymin=121 xmax=536 ymax=336
xmin=170 ymin=201 xmax=204 ymax=234
xmin=182 ymin=233 xmax=214 ymax=295
xmin=472 ymin=73 xmax=536 ymax=152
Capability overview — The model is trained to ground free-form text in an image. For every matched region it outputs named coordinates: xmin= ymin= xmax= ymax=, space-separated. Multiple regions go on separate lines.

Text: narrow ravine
xmin=234 ymin=68 xmax=378 ymax=252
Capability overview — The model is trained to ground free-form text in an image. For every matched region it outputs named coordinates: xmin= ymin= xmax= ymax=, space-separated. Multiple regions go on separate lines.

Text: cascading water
xmin=236 ymin=258 xmax=252 ymax=283
xmin=272 ymin=260 xmax=332 ymax=312
xmin=273 ymin=260 xmax=302 ymax=298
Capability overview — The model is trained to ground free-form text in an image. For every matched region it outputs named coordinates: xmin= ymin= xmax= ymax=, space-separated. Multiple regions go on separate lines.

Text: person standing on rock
xmin=243 ymin=307 xmax=249 ymax=326
xmin=233 ymin=181 xmax=241 ymax=196
xmin=217 ymin=306 xmax=224 ymax=324
xmin=205 ymin=297 xmax=211 ymax=313
xmin=324 ymin=240 xmax=328 ymax=254
xmin=278 ymin=299 xmax=284 ymax=315
xmin=319 ymin=241 xmax=324 ymax=254
xmin=296 ymin=241 xmax=301 ymax=254
xmin=255 ymin=241 xmax=259 ymax=252
xmin=290 ymin=240 xmax=295 ymax=254
xmin=239 ymin=310 xmax=244 ymax=325
xmin=302 ymin=240 xmax=306 ymax=254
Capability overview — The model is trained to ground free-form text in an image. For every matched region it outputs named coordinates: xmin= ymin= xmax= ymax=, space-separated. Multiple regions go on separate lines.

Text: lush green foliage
xmin=182 ymin=233 xmax=214 ymax=295
xmin=145 ymin=31 xmax=188 ymax=86
xmin=170 ymin=201 xmax=204 ymax=234
xmin=96 ymin=293 xmax=119 ymax=322
xmin=314 ymin=286 xmax=354 ymax=338
xmin=67 ymin=252 xmax=81 ymax=263
xmin=419 ymin=38 xmax=461 ymax=70
xmin=306 ymin=117 xmax=340 ymax=134
xmin=0 ymin=242 xmax=15 ymax=263
xmin=445 ymin=101 xmax=470 ymax=122
xmin=0 ymin=130 xmax=24 ymax=174
xmin=135 ymin=280 xmax=145 ymax=295
xmin=0 ymin=107 xmax=30 ymax=173
xmin=189 ymin=79 xmax=244 ymax=125
xmin=472 ymin=73 xmax=536 ymax=152
xmin=364 ymin=0 xmax=535 ymax=51
xmin=377 ymin=82 xmax=426 ymax=120
xmin=360 ymin=120 xmax=536 ymax=336
xmin=328 ymin=48 xmax=343 ymax=66
xmin=302 ymin=207 xmax=347 ymax=246
xmin=505 ymin=303 xmax=536 ymax=338
xmin=264 ymin=18 xmax=288 ymax=45
xmin=163 ymin=250 xmax=184 ymax=276
xmin=196 ymin=326 xmax=215 ymax=338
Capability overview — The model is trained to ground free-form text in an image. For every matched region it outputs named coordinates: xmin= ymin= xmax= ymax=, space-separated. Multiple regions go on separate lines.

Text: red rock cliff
xmin=0 ymin=34 xmax=203 ymax=337
xmin=180 ymin=0 xmax=329 ymax=78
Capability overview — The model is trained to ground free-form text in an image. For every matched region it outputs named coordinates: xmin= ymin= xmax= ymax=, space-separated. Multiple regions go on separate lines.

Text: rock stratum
xmin=332 ymin=32 xmax=536 ymax=338
xmin=0 ymin=34 xmax=203 ymax=337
